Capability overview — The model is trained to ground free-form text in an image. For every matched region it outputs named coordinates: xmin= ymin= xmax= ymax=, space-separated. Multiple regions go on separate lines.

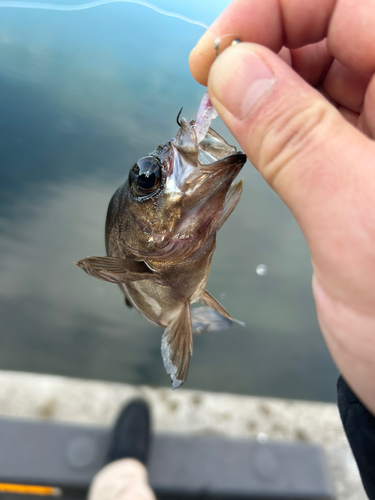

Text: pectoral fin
xmin=161 ymin=302 xmax=192 ymax=390
xmin=74 ymin=256 xmax=161 ymax=284
xmin=192 ymin=290 xmax=245 ymax=334
xmin=219 ymin=179 xmax=242 ymax=229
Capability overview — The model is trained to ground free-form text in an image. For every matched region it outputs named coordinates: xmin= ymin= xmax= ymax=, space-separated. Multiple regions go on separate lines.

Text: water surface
xmin=0 ymin=0 xmax=339 ymax=401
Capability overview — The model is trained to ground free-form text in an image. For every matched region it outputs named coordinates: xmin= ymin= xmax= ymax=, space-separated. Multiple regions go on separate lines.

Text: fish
xmin=75 ymin=94 xmax=247 ymax=389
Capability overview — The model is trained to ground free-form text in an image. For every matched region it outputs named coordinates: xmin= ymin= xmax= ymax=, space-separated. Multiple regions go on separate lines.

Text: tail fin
xmin=161 ymin=302 xmax=192 ymax=390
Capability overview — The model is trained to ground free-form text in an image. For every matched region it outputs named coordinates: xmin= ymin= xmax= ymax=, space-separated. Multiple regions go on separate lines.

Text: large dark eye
xmin=128 ymin=156 xmax=162 ymax=199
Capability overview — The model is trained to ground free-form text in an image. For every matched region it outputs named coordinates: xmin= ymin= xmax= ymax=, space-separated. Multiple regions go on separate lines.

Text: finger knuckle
xmin=256 ymin=97 xmax=331 ymax=188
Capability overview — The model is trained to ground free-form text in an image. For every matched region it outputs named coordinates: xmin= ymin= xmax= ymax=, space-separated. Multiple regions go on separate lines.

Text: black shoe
xmin=106 ymin=399 xmax=150 ymax=466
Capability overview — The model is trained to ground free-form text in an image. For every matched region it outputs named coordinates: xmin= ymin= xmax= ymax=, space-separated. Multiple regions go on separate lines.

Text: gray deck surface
xmin=0 ymin=416 xmax=333 ymax=499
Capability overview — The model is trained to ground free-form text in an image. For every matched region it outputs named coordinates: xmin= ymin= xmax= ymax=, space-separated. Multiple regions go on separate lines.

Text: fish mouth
xmin=168 ymin=118 xmax=246 ymax=199
xmin=169 ymin=148 xmax=246 ymax=249
xmin=177 ymin=148 xmax=247 ymax=213
xmin=174 ymin=117 xmax=238 ymax=166
xmin=159 ymin=123 xmax=247 ymax=257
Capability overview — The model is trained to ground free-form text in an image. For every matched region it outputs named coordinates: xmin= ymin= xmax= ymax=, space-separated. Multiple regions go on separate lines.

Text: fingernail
xmin=209 ymin=46 xmax=276 ymax=120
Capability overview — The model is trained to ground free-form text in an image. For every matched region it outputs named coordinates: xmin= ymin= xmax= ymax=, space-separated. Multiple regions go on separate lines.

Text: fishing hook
xmin=176 ymin=107 xmax=183 ymax=127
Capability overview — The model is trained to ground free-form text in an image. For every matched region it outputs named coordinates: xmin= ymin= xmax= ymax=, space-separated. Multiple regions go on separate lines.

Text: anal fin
xmin=124 ymin=296 xmax=133 ymax=308
xmin=192 ymin=290 xmax=245 ymax=334
xmin=161 ymin=302 xmax=192 ymax=390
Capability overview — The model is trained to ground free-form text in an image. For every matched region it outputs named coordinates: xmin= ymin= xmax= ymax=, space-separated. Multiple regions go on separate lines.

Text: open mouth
xmin=178 ymin=150 xmax=246 ymax=210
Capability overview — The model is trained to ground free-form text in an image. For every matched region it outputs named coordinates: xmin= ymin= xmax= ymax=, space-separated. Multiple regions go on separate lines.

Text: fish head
xmin=107 ymin=116 xmax=246 ymax=261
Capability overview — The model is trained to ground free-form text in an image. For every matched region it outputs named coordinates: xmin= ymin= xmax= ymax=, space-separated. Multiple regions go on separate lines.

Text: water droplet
xmin=256 ymin=264 xmax=268 ymax=276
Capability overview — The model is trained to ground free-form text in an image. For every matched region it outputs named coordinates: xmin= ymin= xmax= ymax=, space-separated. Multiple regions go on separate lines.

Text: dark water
xmin=0 ymin=0 xmax=339 ymax=401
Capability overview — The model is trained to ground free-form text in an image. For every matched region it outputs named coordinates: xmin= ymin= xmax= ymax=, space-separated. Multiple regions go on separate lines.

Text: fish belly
xmin=121 ymin=280 xmax=183 ymax=328
xmin=119 ymin=238 xmax=215 ymax=329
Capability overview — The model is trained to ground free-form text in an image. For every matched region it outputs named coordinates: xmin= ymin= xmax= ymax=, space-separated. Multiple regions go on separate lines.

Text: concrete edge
xmin=0 ymin=370 xmax=366 ymax=500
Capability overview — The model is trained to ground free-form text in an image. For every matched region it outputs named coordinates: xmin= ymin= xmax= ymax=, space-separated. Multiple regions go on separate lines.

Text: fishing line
xmin=0 ymin=1 xmax=244 ymax=51
xmin=0 ymin=0 xmax=209 ymax=29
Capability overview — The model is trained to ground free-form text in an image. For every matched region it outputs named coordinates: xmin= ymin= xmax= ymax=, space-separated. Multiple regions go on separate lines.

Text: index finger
xmin=190 ymin=0 xmax=335 ymax=85
xmin=189 ymin=0 xmax=375 ymax=86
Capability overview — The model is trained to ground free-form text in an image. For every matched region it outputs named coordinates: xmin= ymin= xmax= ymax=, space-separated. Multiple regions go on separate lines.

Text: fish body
xmin=76 ymin=111 xmax=246 ymax=389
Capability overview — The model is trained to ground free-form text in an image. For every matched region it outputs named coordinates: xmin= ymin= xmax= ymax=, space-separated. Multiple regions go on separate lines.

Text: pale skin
xmin=189 ymin=0 xmax=375 ymax=414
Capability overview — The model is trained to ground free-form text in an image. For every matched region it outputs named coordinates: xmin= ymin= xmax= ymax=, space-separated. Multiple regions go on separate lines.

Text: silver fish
xmin=75 ymin=100 xmax=246 ymax=389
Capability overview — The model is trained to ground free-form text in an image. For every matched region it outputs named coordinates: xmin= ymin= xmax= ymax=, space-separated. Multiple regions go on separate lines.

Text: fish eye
xmin=128 ymin=156 xmax=162 ymax=199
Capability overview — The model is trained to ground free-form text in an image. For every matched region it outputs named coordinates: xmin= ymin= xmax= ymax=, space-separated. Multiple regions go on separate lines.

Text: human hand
xmin=189 ymin=0 xmax=375 ymax=414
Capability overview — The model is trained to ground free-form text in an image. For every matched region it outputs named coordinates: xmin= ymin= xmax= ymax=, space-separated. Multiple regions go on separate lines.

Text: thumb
xmin=208 ymin=43 xmax=375 ymax=311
